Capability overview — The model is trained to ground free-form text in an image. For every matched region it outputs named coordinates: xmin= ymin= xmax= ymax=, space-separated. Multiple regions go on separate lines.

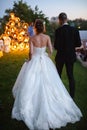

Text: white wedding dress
xmin=12 ymin=46 xmax=82 ymax=130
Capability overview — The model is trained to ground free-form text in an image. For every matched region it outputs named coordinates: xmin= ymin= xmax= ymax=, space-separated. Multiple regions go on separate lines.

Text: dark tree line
xmin=69 ymin=18 xmax=87 ymax=30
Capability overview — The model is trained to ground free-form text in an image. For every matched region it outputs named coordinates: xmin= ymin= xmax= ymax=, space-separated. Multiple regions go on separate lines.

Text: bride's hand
xmin=25 ymin=54 xmax=32 ymax=62
xmin=25 ymin=58 xmax=32 ymax=62
xmin=25 ymin=53 xmax=32 ymax=62
xmin=48 ymin=52 xmax=52 ymax=58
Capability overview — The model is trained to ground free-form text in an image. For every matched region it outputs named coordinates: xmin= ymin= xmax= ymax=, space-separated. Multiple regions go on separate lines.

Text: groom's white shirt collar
xmin=63 ymin=22 xmax=68 ymax=26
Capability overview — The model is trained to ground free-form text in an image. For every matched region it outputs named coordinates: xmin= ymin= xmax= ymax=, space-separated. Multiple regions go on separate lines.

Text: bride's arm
xmin=47 ymin=36 xmax=53 ymax=56
xmin=29 ymin=38 xmax=34 ymax=60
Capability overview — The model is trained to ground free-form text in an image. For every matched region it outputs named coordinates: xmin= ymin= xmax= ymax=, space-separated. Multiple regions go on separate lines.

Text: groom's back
xmin=54 ymin=24 xmax=81 ymax=62
xmin=58 ymin=25 xmax=75 ymax=51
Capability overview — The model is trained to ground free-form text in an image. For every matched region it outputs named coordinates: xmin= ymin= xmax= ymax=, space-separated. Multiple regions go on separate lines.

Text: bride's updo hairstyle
xmin=35 ymin=19 xmax=44 ymax=34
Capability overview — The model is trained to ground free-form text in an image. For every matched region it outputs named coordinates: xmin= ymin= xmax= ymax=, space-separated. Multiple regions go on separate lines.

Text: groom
xmin=54 ymin=12 xmax=81 ymax=98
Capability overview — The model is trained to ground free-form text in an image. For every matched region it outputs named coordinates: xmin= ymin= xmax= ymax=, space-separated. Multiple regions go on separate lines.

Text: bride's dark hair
xmin=35 ymin=19 xmax=44 ymax=34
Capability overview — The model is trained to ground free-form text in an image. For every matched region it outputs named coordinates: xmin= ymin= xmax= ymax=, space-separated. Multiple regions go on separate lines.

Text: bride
xmin=12 ymin=19 xmax=82 ymax=130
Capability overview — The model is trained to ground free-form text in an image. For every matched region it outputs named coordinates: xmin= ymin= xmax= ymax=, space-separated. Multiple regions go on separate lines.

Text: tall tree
xmin=33 ymin=5 xmax=48 ymax=22
xmin=0 ymin=0 xmax=48 ymax=34
xmin=5 ymin=0 xmax=34 ymax=22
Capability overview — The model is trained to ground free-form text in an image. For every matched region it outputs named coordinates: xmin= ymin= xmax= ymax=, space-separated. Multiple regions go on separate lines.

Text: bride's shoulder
xmin=30 ymin=35 xmax=36 ymax=41
xmin=43 ymin=34 xmax=50 ymax=39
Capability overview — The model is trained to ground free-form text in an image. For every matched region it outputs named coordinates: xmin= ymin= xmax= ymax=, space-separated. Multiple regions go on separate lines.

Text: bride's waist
xmin=33 ymin=52 xmax=48 ymax=57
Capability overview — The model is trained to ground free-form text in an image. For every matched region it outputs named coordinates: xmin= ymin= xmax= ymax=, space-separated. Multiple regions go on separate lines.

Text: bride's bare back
xmin=30 ymin=33 xmax=51 ymax=48
xmin=30 ymin=33 xmax=53 ymax=55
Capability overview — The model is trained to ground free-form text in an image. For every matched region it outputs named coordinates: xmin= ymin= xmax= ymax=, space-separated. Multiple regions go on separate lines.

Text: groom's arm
xmin=74 ymin=28 xmax=81 ymax=47
xmin=47 ymin=36 xmax=53 ymax=55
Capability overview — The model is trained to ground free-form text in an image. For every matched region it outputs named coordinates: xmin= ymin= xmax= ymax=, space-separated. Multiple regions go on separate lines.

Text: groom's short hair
xmin=58 ymin=13 xmax=67 ymax=21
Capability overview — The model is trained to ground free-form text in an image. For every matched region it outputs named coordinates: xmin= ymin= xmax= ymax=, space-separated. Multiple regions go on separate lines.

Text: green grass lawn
xmin=0 ymin=50 xmax=87 ymax=130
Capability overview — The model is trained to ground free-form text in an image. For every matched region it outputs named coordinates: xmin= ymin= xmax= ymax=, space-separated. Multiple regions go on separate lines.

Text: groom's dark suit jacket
xmin=54 ymin=25 xmax=81 ymax=63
